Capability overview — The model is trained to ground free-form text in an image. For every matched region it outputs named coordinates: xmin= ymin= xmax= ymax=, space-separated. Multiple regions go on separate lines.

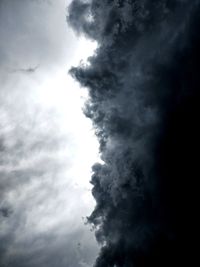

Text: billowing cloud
xmin=68 ymin=0 xmax=200 ymax=266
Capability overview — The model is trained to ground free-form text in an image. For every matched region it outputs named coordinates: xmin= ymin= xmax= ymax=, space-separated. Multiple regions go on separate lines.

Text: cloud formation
xmin=0 ymin=0 xmax=98 ymax=266
xmin=68 ymin=0 xmax=200 ymax=266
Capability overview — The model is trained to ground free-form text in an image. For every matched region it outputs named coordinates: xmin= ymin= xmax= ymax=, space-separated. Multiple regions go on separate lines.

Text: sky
xmin=1 ymin=1 xmax=200 ymax=267
xmin=0 ymin=0 xmax=100 ymax=266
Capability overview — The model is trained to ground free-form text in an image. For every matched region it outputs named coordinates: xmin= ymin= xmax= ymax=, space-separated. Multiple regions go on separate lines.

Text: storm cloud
xmin=68 ymin=0 xmax=200 ymax=266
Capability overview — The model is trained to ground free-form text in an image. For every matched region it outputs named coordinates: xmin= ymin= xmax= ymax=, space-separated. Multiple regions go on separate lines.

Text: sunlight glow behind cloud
xmin=0 ymin=1 xmax=99 ymax=266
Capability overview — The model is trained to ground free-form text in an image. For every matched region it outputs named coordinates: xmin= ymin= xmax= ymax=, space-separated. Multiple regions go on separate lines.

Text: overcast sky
xmin=0 ymin=0 xmax=99 ymax=266
xmin=1 ymin=0 xmax=200 ymax=267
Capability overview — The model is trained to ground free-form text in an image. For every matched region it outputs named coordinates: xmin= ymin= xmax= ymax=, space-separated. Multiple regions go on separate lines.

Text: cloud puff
xmin=68 ymin=0 xmax=200 ymax=266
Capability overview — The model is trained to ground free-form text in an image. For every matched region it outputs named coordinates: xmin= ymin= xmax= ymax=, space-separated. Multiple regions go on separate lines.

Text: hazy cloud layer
xmin=0 ymin=0 xmax=98 ymax=266
xmin=68 ymin=0 xmax=200 ymax=266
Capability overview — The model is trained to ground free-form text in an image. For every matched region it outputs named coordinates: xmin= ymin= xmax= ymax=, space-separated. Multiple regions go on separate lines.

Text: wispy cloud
xmin=0 ymin=0 xmax=98 ymax=266
xmin=9 ymin=64 xmax=40 ymax=74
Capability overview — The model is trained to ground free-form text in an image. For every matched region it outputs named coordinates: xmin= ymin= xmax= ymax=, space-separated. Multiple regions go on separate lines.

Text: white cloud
xmin=0 ymin=0 xmax=99 ymax=266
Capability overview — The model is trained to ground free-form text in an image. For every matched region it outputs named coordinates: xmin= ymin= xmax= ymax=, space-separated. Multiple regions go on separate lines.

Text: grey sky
xmin=0 ymin=0 xmax=99 ymax=266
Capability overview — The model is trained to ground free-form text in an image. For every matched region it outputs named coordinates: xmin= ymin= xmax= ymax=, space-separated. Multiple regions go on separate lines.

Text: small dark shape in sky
xmin=11 ymin=64 xmax=40 ymax=74
xmin=0 ymin=207 xmax=12 ymax=218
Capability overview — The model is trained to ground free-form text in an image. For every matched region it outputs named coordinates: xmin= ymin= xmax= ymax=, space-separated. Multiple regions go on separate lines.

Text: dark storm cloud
xmin=68 ymin=0 xmax=200 ymax=266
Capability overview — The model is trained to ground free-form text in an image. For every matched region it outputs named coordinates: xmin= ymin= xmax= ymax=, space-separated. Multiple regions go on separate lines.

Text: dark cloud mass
xmin=68 ymin=0 xmax=200 ymax=266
